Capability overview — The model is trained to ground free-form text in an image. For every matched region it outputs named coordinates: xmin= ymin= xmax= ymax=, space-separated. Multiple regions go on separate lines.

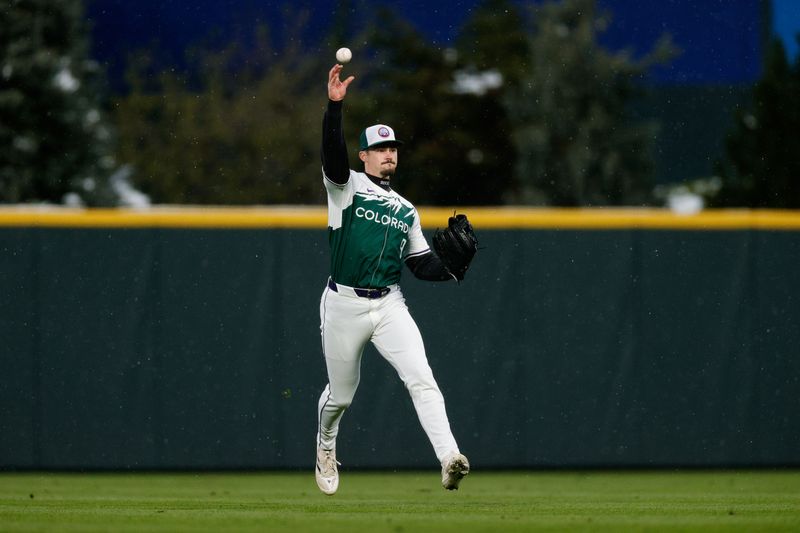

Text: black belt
xmin=328 ymin=278 xmax=391 ymax=299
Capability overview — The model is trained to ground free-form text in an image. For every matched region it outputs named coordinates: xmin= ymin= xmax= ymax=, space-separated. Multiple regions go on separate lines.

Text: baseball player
xmin=315 ymin=63 xmax=470 ymax=495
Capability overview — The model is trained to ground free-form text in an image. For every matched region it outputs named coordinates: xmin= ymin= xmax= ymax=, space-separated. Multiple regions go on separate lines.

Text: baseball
xmin=336 ymin=47 xmax=352 ymax=64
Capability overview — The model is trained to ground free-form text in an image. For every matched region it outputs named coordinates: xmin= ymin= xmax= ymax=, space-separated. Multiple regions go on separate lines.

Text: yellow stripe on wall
xmin=1 ymin=206 xmax=800 ymax=230
xmin=0 ymin=207 xmax=328 ymax=229
xmin=421 ymin=207 xmax=800 ymax=230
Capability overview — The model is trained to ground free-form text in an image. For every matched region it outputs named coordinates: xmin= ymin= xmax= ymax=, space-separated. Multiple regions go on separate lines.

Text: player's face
xmin=360 ymin=146 xmax=398 ymax=178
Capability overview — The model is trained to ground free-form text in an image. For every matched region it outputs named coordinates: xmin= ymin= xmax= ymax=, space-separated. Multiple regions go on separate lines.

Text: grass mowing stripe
xmin=0 ymin=471 xmax=798 ymax=532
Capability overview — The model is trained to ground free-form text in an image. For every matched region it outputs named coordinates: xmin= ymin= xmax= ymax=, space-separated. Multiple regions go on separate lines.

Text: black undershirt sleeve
xmin=405 ymin=251 xmax=455 ymax=281
xmin=321 ymin=100 xmax=350 ymax=184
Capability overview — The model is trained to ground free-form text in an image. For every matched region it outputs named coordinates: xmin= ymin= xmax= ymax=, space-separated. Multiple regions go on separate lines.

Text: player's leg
xmin=370 ymin=291 xmax=461 ymax=462
xmin=316 ymin=288 xmax=372 ymax=452
xmin=315 ymin=287 xmax=373 ymax=495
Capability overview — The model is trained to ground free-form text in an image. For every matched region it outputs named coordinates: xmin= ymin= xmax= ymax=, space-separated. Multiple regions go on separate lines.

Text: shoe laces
xmin=319 ymin=450 xmax=340 ymax=476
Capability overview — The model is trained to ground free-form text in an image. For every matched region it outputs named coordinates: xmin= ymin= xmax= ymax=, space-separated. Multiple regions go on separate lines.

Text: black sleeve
xmin=321 ymin=99 xmax=350 ymax=184
xmin=405 ymin=251 xmax=456 ymax=281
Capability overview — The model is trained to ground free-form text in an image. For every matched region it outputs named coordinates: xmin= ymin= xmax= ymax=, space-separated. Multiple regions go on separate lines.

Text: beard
xmin=379 ymin=164 xmax=396 ymax=178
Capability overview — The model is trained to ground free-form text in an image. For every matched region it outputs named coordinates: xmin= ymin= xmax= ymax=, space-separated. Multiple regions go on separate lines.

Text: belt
xmin=328 ymin=278 xmax=391 ymax=299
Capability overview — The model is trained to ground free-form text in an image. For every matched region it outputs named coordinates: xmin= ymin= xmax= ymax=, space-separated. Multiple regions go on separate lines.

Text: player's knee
xmin=338 ymin=399 xmax=353 ymax=410
xmin=330 ymin=394 xmax=354 ymax=410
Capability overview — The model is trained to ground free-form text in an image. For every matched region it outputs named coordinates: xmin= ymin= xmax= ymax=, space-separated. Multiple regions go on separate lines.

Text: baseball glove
xmin=432 ymin=213 xmax=478 ymax=281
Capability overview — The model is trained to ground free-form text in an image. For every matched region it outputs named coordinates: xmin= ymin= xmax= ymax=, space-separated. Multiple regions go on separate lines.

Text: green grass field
xmin=1 ymin=470 xmax=798 ymax=532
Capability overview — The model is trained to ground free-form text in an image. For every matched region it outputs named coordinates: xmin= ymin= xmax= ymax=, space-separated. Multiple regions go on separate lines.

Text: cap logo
xmin=378 ymin=127 xmax=391 ymax=138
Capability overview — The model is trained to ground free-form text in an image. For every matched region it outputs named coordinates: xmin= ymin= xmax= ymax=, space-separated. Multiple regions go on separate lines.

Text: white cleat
xmin=315 ymin=448 xmax=340 ymax=495
xmin=441 ymin=452 xmax=470 ymax=490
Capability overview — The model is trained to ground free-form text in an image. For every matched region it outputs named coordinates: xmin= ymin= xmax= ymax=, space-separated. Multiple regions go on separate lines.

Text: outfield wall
xmin=1 ymin=207 xmax=799 ymax=470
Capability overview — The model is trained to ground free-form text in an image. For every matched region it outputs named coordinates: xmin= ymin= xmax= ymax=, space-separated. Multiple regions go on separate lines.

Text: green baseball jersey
xmin=324 ymin=170 xmax=430 ymax=288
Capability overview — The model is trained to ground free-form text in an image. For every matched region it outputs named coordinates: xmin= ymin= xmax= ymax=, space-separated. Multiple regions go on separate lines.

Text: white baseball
xmin=336 ymin=47 xmax=352 ymax=64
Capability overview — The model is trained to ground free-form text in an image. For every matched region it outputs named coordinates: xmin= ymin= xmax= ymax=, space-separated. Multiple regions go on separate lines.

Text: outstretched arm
xmin=322 ymin=65 xmax=355 ymax=185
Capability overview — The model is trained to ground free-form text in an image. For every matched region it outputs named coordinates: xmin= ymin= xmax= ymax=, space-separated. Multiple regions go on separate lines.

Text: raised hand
xmin=328 ymin=64 xmax=355 ymax=102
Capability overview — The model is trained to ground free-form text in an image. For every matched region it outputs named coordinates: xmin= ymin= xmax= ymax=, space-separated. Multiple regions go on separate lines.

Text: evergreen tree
xmin=504 ymin=0 xmax=674 ymax=206
xmin=456 ymin=0 xmax=530 ymax=86
xmin=343 ymin=10 xmax=459 ymax=205
xmin=713 ymin=38 xmax=800 ymax=208
xmin=0 ymin=0 xmax=117 ymax=205
xmin=447 ymin=0 xmax=530 ymax=205
xmin=350 ymin=2 xmax=529 ymax=206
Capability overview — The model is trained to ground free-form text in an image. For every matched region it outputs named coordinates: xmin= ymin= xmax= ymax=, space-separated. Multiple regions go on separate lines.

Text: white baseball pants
xmin=316 ymin=281 xmax=460 ymax=463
